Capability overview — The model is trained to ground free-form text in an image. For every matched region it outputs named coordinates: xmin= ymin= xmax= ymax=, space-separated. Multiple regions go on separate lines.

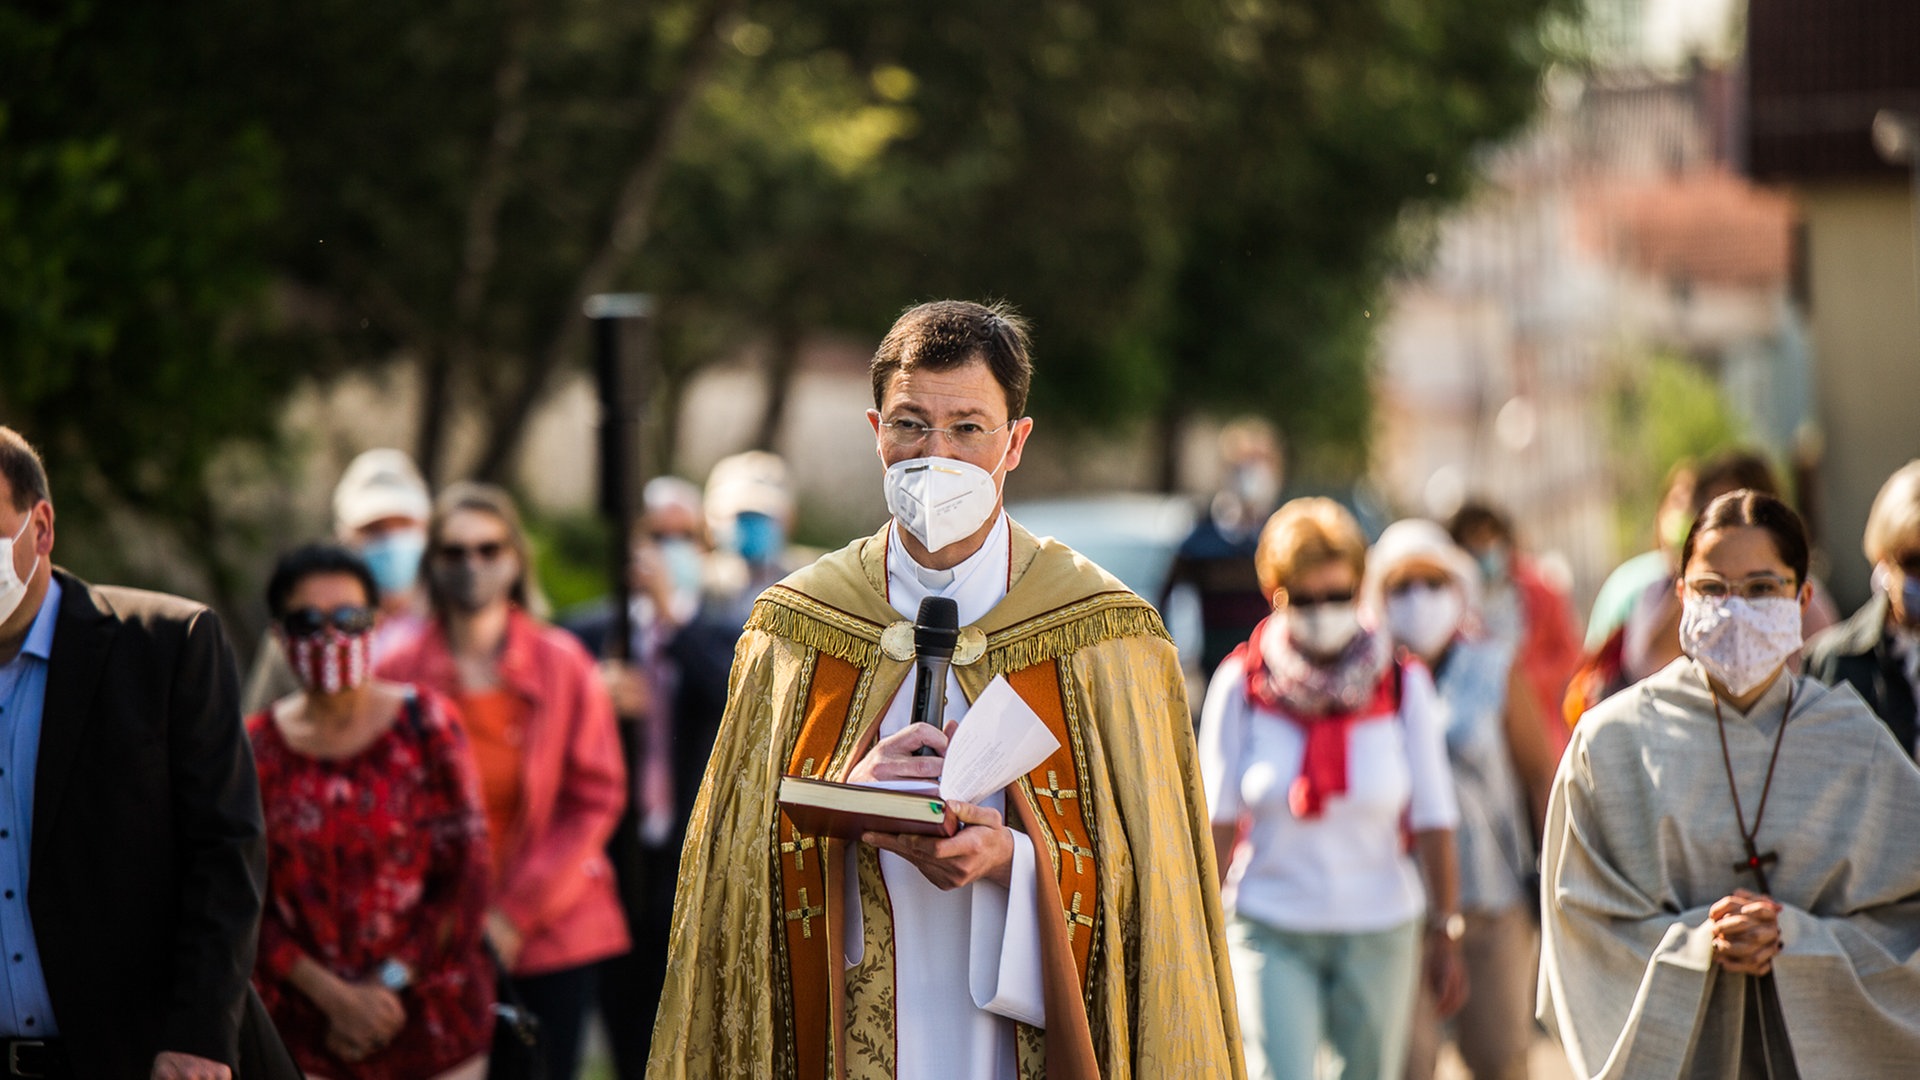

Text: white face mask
xmin=1283 ymin=602 xmax=1362 ymax=659
xmin=1680 ymin=594 xmax=1802 ymax=697
xmin=883 ymin=449 xmax=1007 ymax=555
xmin=1385 ymin=583 xmax=1465 ymax=657
xmin=0 ymin=510 xmax=41 ymax=626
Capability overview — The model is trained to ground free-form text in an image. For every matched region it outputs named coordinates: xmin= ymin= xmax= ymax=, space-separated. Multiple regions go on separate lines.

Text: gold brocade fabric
xmin=646 ymin=522 xmax=1245 ymax=1080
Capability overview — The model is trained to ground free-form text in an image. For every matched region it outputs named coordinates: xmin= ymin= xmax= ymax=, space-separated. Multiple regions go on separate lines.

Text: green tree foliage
xmin=648 ymin=0 xmax=1575 ymax=478
xmin=4 ymin=0 xmax=1574 ymax=615
xmin=1608 ymin=350 xmax=1752 ymax=551
xmin=0 ymin=2 xmax=291 ymax=604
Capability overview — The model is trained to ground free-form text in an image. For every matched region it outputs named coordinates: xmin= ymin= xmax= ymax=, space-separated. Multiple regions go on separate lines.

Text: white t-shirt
xmin=1198 ymin=652 xmax=1458 ymax=933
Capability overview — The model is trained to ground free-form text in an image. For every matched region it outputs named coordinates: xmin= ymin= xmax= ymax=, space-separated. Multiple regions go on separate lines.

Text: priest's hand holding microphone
xmin=847 ymin=597 xmax=1015 ymax=889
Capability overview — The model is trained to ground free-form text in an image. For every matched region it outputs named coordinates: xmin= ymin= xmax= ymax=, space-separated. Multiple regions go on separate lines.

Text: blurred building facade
xmin=1747 ymin=0 xmax=1920 ymax=611
xmin=1373 ymin=63 xmax=1804 ymax=609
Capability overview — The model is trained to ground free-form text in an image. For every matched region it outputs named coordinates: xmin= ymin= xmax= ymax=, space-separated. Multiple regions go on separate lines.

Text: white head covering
xmin=1362 ymin=518 xmax=1482 ymax=621
xmin=704 ymin=451 xmax=794 ymax=529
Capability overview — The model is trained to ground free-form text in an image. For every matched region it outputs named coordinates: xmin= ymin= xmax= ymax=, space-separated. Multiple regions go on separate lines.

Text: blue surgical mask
xmin=1474 ymin=546 xmax=1510 ymax=585
xmin=358 ymin=529 xmax=427 ymax=599
xmin=732 ymin=512 xmax=785 ymax=566
xmin=1901 ymin=575 xmax=1920 ymax=626
xmin=659 ymin=538 xmax=705 ymax=596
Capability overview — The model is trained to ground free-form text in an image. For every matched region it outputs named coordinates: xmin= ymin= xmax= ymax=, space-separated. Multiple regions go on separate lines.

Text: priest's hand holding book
xmin=846 ymin=720 xmax=1016 ymax=890
xmin=778 ymin=673 xmax=1061 ymax=893
xmin=1709 ymin=889 xmax=1782 ymax=976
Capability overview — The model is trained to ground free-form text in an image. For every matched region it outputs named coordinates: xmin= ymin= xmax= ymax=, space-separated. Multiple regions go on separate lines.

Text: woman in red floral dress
xmin=250 ymin=543 xmax=494 ymax=1078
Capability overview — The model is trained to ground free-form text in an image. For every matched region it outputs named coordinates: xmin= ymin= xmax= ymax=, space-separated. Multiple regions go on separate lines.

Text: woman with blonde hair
xmin=1200 ymin=497 xmax=1463 ymax=1080
xmin=378 ymin=482 xmax=629 ymax=1080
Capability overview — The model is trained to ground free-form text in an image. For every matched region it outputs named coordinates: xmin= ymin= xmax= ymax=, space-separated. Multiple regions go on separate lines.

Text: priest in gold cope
xmin=648 ymin=301 xmax=1243 ymax=1080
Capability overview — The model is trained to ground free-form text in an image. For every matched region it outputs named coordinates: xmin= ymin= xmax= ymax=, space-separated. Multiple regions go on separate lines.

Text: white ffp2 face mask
xmin=1385 ymin=584 xmax=1465 ymax=658
xmin=1680 ymin=594 xmax=1802 ymax=697
xmin=1283 ymin=602 xmax=1362 ymax=660
xmin=0 ymin=510 xmax=41 ymax=626
xmin=883 ymin=454 xmax=1004 ymax=555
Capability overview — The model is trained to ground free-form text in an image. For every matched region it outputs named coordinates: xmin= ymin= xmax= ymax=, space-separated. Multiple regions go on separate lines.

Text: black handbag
xmin=484 ymin=939 xmax=546 ymax=1080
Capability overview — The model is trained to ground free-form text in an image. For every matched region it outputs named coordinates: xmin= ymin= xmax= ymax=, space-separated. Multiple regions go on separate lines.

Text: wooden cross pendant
xmin=1732 ymin=848 xmax=1777 ymax=895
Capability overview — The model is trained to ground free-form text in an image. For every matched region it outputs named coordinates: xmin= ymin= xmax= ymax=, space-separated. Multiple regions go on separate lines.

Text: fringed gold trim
xmin=987 ymin=600 xmax=1169 ymax=677
xmin=748 ymin=593 xmax=881 ymax=669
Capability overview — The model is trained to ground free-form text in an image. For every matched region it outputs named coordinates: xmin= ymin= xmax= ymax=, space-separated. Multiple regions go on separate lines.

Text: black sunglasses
xmin=436 ymin=541 xmax=508 ymax=563
xmin=281 ymin=605 xmax=376 ymax=638
xmin=1288 ymin=589 xmax=1356 ymax=609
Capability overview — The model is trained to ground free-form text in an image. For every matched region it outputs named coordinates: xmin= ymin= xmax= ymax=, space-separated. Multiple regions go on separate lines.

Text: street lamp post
xmin=584 ymin=292 xmax=654 ymax=664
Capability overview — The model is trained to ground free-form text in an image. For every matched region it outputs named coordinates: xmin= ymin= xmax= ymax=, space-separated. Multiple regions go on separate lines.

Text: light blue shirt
xmin=0 ymin=577 xmax=61 ymax=1037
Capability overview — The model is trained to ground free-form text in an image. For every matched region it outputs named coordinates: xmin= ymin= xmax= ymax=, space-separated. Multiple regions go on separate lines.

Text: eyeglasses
xmin=281 ymin=605 xmax=376 ymax=638
xmin=1287 ymin=589 xmax=1355 ymax=609
xmin=435 ymin=541 xmax=509 ymax=563
xmin=875 ymin=414 xmax=1018 ymax=452
xmin=1684 ymin=574 xmax=1798 ymax=601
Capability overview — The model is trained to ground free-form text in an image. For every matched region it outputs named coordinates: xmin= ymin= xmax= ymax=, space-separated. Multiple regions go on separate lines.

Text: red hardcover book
xmin=778 ymin=775 xmax=959 ymax=839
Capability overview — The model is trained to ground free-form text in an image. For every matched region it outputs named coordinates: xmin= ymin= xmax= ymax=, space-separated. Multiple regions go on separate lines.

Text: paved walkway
xmin=1434 ymin=1033 xmax=1577 ymax=1080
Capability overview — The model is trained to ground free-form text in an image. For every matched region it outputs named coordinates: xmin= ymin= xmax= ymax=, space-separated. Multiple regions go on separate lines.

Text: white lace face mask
xmin=883 ymin=441 xmax=1011 ymax=555
xmin=1680 ymin=594 xmax=1802 ymax=697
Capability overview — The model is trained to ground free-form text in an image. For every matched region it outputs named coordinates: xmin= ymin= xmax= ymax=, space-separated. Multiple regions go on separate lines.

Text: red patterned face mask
xmin=287 ymin=630 xmax=372 ymax=695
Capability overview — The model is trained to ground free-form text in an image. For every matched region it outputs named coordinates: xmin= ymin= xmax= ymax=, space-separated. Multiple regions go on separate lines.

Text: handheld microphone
xmin=909 ymin=596 xmax=959 ymax=757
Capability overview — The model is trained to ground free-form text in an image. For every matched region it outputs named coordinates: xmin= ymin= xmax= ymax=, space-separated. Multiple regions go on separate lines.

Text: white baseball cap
xmin=333 ymin=448 xmax=432 ymax=533
xmin=704 ymin=451 xmax=793 ymax=527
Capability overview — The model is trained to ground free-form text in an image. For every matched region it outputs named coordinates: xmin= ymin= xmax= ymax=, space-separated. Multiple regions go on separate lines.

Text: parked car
xmin=1008 ymin=493 xmax=1203 ymax=664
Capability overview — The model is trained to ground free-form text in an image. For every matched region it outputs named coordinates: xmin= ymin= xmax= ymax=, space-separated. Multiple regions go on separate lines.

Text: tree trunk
xmin=1155 ymin=401 xmax=1186 ymax=493
xmin=414 ymin=346 xmax=455 ymax=485
xmin=470 ymin=0 xmax=740 ymax=484
xmin=753 ymin=313 xmax=804 ymax=452
xmin=429 ymin=9 xmax=534 ymax=487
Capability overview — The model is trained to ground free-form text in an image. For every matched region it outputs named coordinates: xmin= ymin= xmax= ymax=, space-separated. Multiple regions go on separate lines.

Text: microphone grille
xmin=916 ymin=596 xmax=959 ymax=629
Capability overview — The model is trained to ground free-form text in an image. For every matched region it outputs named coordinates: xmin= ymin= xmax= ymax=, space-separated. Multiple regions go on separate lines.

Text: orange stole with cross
xmin=773 ymin=653 xmax=1097 ymax=1080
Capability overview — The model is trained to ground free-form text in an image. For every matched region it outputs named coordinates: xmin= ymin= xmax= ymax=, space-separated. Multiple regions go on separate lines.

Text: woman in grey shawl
xmin=1539 ymin=490 xmax=1920 ymax=1079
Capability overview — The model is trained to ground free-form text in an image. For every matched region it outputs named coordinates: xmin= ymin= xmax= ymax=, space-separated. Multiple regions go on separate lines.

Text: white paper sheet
xmin=939 ymin=674 xmax=1060 ymax=805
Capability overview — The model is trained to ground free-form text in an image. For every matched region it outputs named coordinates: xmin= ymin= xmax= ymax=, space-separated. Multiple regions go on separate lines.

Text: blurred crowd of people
xmin=7 ymin=377 xmax=1919 ymax=1079
xmin=1186 ymin=437 xmax=1920 ymax=1079
xmin=231 ymin=444 xmax=811 ymax=1079
xmin=247 ymin=421 xmax=1920 ymax=1079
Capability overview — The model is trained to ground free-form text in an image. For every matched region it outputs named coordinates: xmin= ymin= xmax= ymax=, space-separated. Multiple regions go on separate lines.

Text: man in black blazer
xmin=0 ymin=426 xmax=293 ymax=1078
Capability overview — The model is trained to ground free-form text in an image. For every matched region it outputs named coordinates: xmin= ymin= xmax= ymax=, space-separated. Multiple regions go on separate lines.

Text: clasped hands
xmin=1709 ymin=889 xmax=1783 ymax=976
xmin=847 ymin=722 xmax=1015 ymax=891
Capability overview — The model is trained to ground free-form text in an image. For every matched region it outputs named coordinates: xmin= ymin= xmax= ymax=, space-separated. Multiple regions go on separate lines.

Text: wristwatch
xmin=376 ymin=958 xmax=413 ymax=992
xmin=1427 ymin=912 xmax=1466 ymax=942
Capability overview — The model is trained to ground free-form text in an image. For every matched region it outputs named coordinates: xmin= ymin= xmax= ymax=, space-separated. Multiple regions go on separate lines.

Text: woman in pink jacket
xmin=379 ymin=482 xmax=629 ymax=1080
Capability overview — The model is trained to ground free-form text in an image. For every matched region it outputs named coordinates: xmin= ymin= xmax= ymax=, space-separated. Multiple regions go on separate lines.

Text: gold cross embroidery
xmin=1059 ymin=833 xmax=1095 ymax=875
xmin=779 ymin=828 xmax=817 ymax=872
xmin=801 ymin=757 xmax=817 ymax=776
xmin=784 ymin=887 xmax=825 ymax=939
xmin=1066 ymin=891 xmax=1095 ymax=943
xmin=1035 ymin=770 xmax=1078 ymax=817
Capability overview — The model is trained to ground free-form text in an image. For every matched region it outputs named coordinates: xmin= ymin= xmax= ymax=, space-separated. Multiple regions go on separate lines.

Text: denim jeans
xmin=1228 ymin=914 xmax=1422 ymax=1080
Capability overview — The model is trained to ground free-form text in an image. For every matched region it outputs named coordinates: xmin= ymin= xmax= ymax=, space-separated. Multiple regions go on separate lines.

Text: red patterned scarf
xmin=1229 ymin=615 xmax=1396 ymax=818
